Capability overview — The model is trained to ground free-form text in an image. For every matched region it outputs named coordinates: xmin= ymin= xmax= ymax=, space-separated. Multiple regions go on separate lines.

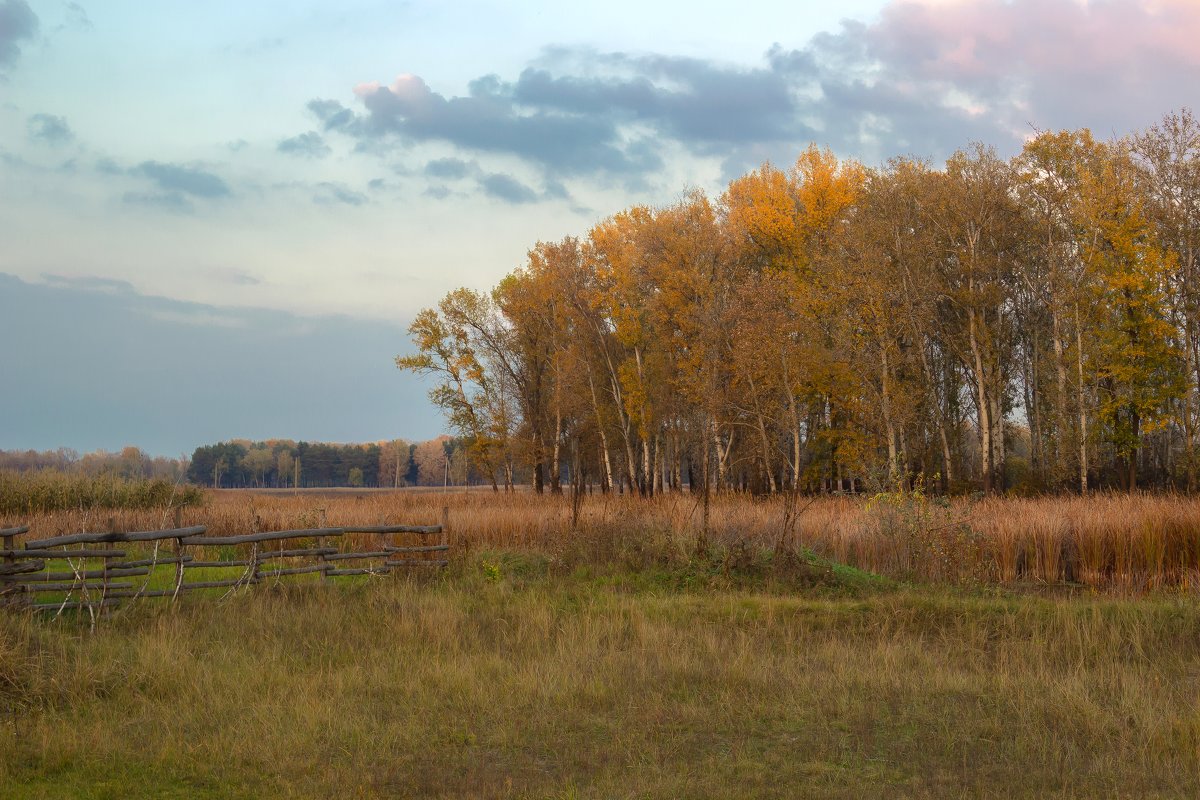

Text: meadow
xmin=3 ymin=488 xmax=1200 ymax=798
xmin=3 ymin=561 xmax=1200 ymax=798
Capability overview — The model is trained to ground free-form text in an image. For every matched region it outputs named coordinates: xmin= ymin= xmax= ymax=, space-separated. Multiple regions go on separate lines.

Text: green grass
xmin=3 ymin=553 xmax=1199 ymax=799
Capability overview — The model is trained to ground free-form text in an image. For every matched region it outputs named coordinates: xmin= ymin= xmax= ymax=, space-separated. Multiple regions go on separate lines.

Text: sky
xmin=1 ymin=0 xmax=1198 ymax=456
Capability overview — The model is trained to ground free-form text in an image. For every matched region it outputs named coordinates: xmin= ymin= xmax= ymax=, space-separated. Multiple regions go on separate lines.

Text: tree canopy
xmin=402 ymin=113 xmax=1200 ymax=495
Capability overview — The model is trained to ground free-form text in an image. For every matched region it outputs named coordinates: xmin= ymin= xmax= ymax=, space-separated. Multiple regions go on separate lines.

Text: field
xmin=3 ymin=564 xmax=1200 ymax=798
xmin=9 ymin=487 xmax=1200 ymax=591
xmin=3 ymin=489 xmax=1200 ymax=798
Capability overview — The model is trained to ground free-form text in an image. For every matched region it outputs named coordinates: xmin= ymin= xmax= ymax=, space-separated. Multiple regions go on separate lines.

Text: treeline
xmin=186 ymin=436 xmax=487 ymax=488
xmin=400 ymin=110 xmax=1200 ymax=495
xmin=0 ymin=447 xmax=189 ymax=482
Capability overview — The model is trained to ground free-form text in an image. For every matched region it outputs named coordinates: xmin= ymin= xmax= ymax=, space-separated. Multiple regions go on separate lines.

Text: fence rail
xmin=0 ymin=508 xmax=450 ymax=616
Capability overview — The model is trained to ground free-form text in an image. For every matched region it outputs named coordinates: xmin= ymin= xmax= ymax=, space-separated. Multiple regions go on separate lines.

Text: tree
xmin=378 ymin=439 xmax=410 ymax=488
xmin=241 ymin=448 xmax=274 ymax=488
xmin=1078 ymin=143 xmax=1186 ymax=489
xmin=413 ymin=437 xmax=450 ymax=486
xmin=1132 ymin=109 xmax=1200 ymax=489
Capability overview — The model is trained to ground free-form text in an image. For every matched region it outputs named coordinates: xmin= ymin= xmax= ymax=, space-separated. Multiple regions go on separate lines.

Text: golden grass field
xmin=4 ymin=489 xmax=1200 ymax=798
xmin=3 ymin=563 xmax=1199 ymax=798
xmin=10 ymin=487 xmax=1200 ymax=591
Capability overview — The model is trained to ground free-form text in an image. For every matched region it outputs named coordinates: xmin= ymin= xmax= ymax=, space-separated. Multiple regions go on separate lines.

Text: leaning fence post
xmin=172 ymin=507 xmax=186 ymax=604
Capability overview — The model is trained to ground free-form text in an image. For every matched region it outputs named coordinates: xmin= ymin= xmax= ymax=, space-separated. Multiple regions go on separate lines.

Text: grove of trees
xmin=400 ymin=110 xmax=1200 ymax=496
xmin=0 ymin=447 xmax=189 ymax=482
xmin=186 ymin=436 xmax=476 ymax=488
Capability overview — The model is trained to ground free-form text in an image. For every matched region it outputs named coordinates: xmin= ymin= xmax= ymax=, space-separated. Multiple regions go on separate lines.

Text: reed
xmin=4 ymin=488 xmax=1200 ymax=591
xmin=0 ymin=470 xmax=203 ymax=515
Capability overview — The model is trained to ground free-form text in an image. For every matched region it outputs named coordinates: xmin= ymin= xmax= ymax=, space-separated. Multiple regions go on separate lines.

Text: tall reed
xmin=4 ymin=488 xmax=1199 ymax=591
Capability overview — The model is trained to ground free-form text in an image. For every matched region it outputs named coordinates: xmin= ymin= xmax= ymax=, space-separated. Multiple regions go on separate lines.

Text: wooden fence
xmin=0 ymin=509 xmax=450 ymax=614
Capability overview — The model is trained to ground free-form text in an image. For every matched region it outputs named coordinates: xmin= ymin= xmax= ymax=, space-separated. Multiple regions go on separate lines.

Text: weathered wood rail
xmin=0 ymin=510 xmax=451 ymax=615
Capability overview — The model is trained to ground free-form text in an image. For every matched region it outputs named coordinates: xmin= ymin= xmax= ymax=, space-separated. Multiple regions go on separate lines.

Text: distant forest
xmin=401 ymin=111 xmax=1200 ymax=495
xmin=0 ymin=439 xmax=490 ymax=490
xmin=186 ymin=437 xmax=483 ymax=489
xmin=0 ymin=447 xmax=188 ymax=482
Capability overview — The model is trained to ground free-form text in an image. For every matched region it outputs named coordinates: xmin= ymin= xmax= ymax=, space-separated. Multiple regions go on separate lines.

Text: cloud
xmin=834 ymin=0 xmax=1200 ymax=145
xmin=313 ymin=182 xmax=366 ymax=206
xmin=205 ymin=267 xmax=261 ymax=286
xmin=308 ymin=98 xmax=354 ymax=130
xmin=27 ymin=113 xmax=73 ymax=145
xmin=146 ymin=309 xmax=247 ymax=328
xmin=277 ymin=131 xmax=331 ymax=158
xmin=0 ymin=273 xmax=443 ymax=456
xmin=512 ymin=52 xmax=802 ymax=146
xmin=122 ymin=190 xmax=194 ymax=214
xmin=41 ymin=274 xmax=135 ymax=295
xmin=479 ymin=172 xmax=538 ymax=204
xmin=56 ymin=2 xmax=92 ymax=33
xmin=134 ymin=161 xmax=231 ymax=199
xmin=543 ymin=179 xmax=570 ymax=201
xmin=424 ymin=157 xmax=474 ymax=180
xmin=0 ymin=0 xmax=37 ymax=70
xmin=330 ymin=73 xmax=663 ymax=176
xmin=309 ymin=0 xmax=1200 ymax=176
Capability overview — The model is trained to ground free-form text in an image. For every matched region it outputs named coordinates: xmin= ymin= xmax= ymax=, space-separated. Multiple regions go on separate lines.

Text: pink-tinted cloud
xmin=303 ymin=0 xmax=1199 ymax=181
xmin=858 ymin=0 xmax=1200 ymax=137
xmin=875 ymin=0 xmax=1200 ymax=78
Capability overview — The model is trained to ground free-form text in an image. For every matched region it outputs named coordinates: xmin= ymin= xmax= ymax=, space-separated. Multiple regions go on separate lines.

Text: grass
xmin=4 ymin=488 xmax=1199 ymax=795
xmin=2 ymin=561 xmax=1199 ymax=798
xmin=0 ymin=470 xmax=203 ymax=515
xmin=9 ymin=487 xmax=1200 ymax=591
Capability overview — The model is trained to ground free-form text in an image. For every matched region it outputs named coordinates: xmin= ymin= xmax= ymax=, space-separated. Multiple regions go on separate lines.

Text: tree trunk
xmin=550 ymin=403 xmax=562 ymax=494
xmin=1052 ymin=309 xmax=1068 ymax=482
xmin=989 ymin=389 xmax=1006 ymax=492
xmin=969 ymin=306 xmax=993 ymax=493
xmin=748 ymin=374 xmax=777 ymax=493
xmin=711 ymin=420 xmax=729 ymax=493
xmin=782 ymin=354 xmax=803 ymax=490
xmin=881 ymin=345 xmax=898 ymax=487
xmin=1075 ymin=302 xmax=1088 ymax=493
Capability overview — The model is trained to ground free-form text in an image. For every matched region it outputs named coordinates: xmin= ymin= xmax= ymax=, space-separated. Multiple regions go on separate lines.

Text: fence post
xmin=318 ymin=533 xmax=331 ymax=584
xmin=2 ymin=526 xmax=18 ymax=609
xmin=102 ymin=516 xmax=117 ymax=616
xmin=441 ymin=506 xmax=450 ymax=564
xmin=173 ymin=507 xmax=185 ymax=604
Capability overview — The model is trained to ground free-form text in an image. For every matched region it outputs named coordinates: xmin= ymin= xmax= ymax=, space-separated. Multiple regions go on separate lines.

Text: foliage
xmin=865 ymin=481 xmax=983 ymax=583
xmin=188 ymin=439 xmax=397 ymax=489
xmin=400 ymin=111 xmax=1200 ymax=495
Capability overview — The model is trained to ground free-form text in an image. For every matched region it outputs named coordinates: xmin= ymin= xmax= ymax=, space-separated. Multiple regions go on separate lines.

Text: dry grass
xmin=5 ymin=492 xmax=1200 ymax=796
xmin=2 ymin=572 xmax=1198 ymax=798
xmin=7 ymin=488 xmax=1199 ymax=592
